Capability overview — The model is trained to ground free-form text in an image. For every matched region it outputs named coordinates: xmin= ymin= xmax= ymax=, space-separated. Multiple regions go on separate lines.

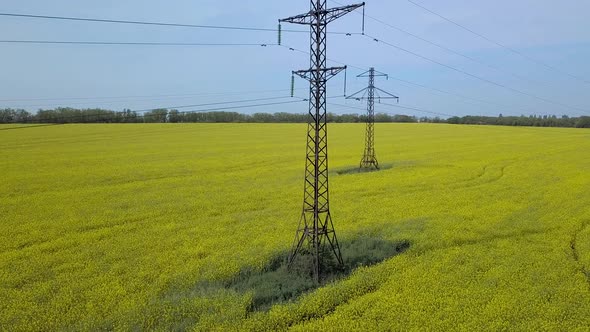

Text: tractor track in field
xmin=448 ymin=163 xmax=508 ymax=190
xmin=0 ymin=124 xmax=62 ymax=131
xmin=1 ymin=172 xmax=198 ymax=200
xmin=387 ymin=162 xmax=511 ymax=195
xmin=1 ymin=213 xmax=165 ymax=256
xmin=570 ymin=220 xmax=590 ymax=287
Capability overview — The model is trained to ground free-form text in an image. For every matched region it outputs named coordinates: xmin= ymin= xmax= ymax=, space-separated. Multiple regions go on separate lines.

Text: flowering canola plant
xmin=0 ymin=123 xmax=589 ymax=330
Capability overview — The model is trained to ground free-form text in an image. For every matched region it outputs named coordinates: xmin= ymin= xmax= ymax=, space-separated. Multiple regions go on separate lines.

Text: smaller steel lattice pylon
xmin=347 ymin=68 xmax=399 ymax=170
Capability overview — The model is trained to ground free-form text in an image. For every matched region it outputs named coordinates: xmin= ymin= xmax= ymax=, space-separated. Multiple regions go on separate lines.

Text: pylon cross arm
xmin=374 ymin=87 xmax=399 ymax=99
xmin=279 ymin=3 xmax=365 ymax=25
xmin=346 ymin=86 xmax=369 ymax=100
xmin=293 ymin=66 xmax=347 ymax=82
xmin=357 ymin=70 xmax=389 ymax=78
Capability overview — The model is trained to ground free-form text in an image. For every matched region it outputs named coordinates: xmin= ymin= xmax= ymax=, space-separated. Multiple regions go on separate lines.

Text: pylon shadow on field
xmin=224 ymin=236 xmax=410 ymax=312
xmin=333 ymin=163 xmax=395 ymax=175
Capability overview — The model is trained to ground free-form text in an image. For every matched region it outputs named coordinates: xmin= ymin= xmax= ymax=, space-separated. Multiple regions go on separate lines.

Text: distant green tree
xmin=575 ymin=116 xmax=590 ymax=128
xmin=143 ymin=109 xmax=168 ymax=123
xmin=168 ymin=110 xmax=181 ymax=123
xmin=0 ymin=109 xmax=31 ymax=123
xmin=251 ymin=113 xmax=274 ymax=123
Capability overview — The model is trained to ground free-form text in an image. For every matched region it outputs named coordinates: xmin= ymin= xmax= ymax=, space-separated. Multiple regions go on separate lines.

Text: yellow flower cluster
xmin=0 ymin=123 xmax=589 ymax=330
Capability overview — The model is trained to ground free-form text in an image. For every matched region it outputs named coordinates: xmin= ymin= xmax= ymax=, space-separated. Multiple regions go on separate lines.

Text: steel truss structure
xmin=347 ymin=67 xmax=399 ymax=170
xmin=280 ymin=0 xmax=365 ymax=281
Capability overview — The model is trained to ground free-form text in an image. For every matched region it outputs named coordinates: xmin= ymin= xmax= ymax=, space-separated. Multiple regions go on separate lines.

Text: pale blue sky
xmin=0 ymin=0 xmax=589 ymax=117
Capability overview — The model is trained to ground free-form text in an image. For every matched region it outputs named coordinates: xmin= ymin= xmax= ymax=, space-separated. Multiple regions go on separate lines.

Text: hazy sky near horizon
xmin=1 ymin=0 xmax=589 ymax=117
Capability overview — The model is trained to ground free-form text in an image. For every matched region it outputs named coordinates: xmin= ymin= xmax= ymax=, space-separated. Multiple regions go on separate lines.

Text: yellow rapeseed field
xmin=1 ymin=123 xmax=589 ymax=330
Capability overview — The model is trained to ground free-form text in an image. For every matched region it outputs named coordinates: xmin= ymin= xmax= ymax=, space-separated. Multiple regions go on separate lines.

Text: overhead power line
xmin=328 ymin=0 xmax=587 ymax=115
xmin=178 ymin=99 xmax=304 ymax=113
xmin=364 ymin=34 xmax=590 ymax=115
xmin=0 ymin=87 xmax=312 ymax=103
xmin=0 ymin=40 xmax=275 ymax=46
xmin=2 ymin=87 xmax=343 ymax=110
xmin=3 ymin=9 xmax=583 ymax=118
xmin=281 ymin=44 xmax=365 ymax=71
xmin=19 ymin=98 xmax=307 ymax=124
xmin=132 ymin=96 xmax=293 ymax=113
xmin=329 ymin=0 xmax=555 ymax=88
xmin=380 ymin=102 xmax=454 ymax=118
xmin=282 ymin=44 xmax=547 ymax=116
xmin=385 ymin=75 xmax=538 ymax=116
xmin=329 ymin=101 xmax=454 ymax=118
xmin=6 ymin=95 xmax=290 ymax=110
xmin=0 ymin=12 xmax=355 ymax=35
xmin=0 ymin=12 xmax=280 ymax=32
xmin=405 ymin=0 xmax=590 ymax=86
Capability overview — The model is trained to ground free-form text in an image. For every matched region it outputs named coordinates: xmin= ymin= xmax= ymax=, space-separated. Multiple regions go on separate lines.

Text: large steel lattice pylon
xmin=347 ymin=68 xmax=399 ymax=170
xmin=280 ymin=0 xmax=365 ymax=282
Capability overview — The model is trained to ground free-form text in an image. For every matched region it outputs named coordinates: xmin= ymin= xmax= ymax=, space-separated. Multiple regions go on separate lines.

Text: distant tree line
xmin=0 ymin=108 xmax=139 ymax=124
xmin=1 ymin=107 xmax=589 ymax=128
xmin=0 ymin=107 xmax=421 ymax=124
xmin=447 ymin=114 xmax=590 ymax=128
